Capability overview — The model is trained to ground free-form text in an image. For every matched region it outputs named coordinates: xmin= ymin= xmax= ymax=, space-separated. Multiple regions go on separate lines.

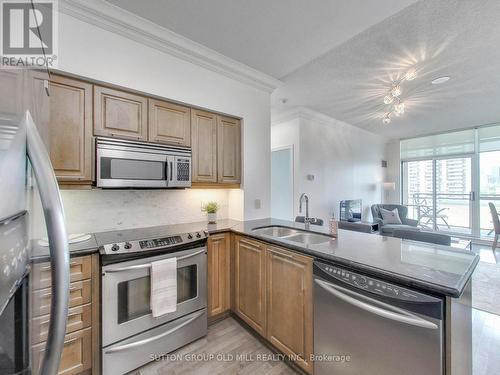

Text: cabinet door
xmin=94 ymin=85 xmax=148 ymax=141
xmin=217 ymin=115 xmax=241 ymax=184
xmin=148 ymin=99 xmax=191 ymax=146
xmin=266 ymin=246 xmax=313 ymax=374
xmin=207 ymin=233 xmax=230 ymax=318
xmin=191 ymin=109 xmax=217 ymax=183
xmin=0 ymin=69 xmax=24 ymax=123
xmin=234 ymin=236 xmax=266 ymax=336
xmin=32 ymin=74 xmax=93 ymax=182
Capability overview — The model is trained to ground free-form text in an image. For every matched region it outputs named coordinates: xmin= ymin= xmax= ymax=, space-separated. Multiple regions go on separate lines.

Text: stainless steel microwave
xmin=96 ymin=137 xmax=191 ymax=188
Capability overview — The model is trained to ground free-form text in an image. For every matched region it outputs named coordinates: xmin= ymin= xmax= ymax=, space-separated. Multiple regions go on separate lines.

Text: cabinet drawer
xmin=32 ymin=327 xmax=92 ymax=375
xmin=32 ymin=255 xmax=92 ymax=290
xmin=32 ymin=279 xmax=92 ymax=317
xmin=32 ymin=303 xmax=92 ymax=345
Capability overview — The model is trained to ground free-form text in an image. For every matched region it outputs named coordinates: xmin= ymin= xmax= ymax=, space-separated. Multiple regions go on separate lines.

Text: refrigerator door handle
xmin=26 ymin=111 xmax=70 ymax=375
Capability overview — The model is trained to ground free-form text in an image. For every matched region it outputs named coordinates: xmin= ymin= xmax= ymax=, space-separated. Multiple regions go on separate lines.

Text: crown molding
xmin=272 ymin=106 xmax=387 ymax=139
xmin=59 ymin=0 xmax=282 ymax=93
xmin=271 ymin=106 xmax=332 ymax=125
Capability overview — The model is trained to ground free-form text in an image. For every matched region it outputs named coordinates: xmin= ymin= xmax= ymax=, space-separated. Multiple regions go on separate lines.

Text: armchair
xmin=371 ymin=204 xmax=419 ymax=236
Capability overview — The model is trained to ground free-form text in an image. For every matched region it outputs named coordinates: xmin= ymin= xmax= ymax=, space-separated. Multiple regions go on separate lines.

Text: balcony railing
xmin=404 ymin=192 xmax=500 ymax=236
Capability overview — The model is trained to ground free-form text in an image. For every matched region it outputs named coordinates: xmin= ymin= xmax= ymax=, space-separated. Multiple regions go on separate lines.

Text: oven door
xmin=97 ymin=146 xmax=169 ymax=188
xmin=0 ymin=276 xmax=29 ymax=375
xmin=101 ymin=247 xmax=207 ymax=347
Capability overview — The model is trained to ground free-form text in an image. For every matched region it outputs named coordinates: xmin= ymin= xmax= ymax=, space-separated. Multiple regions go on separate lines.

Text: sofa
xmin=371 ymin=204 xmax=419 ymax=236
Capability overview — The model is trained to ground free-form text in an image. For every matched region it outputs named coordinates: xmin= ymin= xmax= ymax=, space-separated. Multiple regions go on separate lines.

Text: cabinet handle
xmin=63 ymin=337 xmax=80 ymax=346
xmin=270 ymin=249 xmax=294 ymax=259
xmin=43 ymin=79 xmax=50 ymax=96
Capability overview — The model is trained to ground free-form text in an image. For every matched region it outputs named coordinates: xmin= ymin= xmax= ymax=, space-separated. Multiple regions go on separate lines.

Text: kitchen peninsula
xmin=31 ymin=218 xmax=478 ymax=375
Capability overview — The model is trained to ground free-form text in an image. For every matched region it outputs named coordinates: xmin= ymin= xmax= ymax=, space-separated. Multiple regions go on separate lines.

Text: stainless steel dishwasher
xmin=313 ymin=260 xmax=444 ymax=375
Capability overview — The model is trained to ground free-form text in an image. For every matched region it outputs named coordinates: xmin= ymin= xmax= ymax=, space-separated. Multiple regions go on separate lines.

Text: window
xmin=401 ymin=124 xmax=500 ymax=238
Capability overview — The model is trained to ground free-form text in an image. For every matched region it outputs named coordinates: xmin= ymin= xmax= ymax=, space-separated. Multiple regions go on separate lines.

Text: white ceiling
xmin=272 ymin=0 xmax=500 ymax=139
xmin=106 ymin=0 xmax=500 ymax=140
xmin=105 ymin=0 xmax=417 ymax=78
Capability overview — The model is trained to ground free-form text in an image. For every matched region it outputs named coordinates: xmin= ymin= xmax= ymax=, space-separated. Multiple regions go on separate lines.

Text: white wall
xmin=49 ymin=11 xmax=273 ymax=234
xmin=384 ymin=139 xmax=401 ymax=204
xmin=271 ymin=109 xmax=388 ymax=224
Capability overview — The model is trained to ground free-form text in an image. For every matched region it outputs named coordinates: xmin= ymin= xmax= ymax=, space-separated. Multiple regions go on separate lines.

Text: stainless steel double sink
xmin=251 ymin=225 xmax=333 ymax=246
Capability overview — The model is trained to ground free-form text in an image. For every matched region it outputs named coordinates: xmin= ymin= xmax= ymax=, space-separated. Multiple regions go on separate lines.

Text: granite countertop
xmin=30 ymin=219 xmax=241 ymax=262
xmin=30 ymin=217 xmax=479 ymax=298
xmin=231 ymin=218 xmax=479 ymax=298
xmin=30 ymin=235 xmax=99 ymax=263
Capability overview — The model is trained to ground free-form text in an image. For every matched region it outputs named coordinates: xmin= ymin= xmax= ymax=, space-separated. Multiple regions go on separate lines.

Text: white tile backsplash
xmin=32 ymin=188 xmax=236 ymax=238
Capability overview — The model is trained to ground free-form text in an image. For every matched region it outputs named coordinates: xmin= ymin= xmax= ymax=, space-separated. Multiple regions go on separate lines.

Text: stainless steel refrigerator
xmin=0 ymin=68 xmax=70 ymax=375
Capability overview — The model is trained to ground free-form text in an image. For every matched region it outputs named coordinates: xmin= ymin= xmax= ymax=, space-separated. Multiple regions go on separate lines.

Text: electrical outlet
xmin=254 ymin=199 xmax=261 ymax=209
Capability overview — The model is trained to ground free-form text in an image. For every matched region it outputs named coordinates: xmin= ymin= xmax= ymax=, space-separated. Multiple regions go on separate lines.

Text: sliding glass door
xmin=402 ymin=156 xmax=473 ymax=235
xmin=401 ymin=124 xmax=500 ymax=239
xmin=479 ymin=150 xmax=500 ymax=238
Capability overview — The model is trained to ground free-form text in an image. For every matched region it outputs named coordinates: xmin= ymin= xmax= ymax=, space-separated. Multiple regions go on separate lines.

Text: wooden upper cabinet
xmin=217 ymin=115 xmax=241 ymax=184
xmin=191 ymin=109 xmax=217 ymax=183
xmin=33 ymin=74 xmax=93 ymax=183
xmin=207 ymin=233 xmax=231 ymax=319
xmin=266 ymin=245 xmax=313 ymax=374
xmin=234 ymin=236 xmax=267 ymax=336
xmin=94 ymin=85 xmax=148 ymax=141
xmin=0 ymin=69 xmax=24 ymax=123
xmin=148 ymin=99 xmax=191 ymax=146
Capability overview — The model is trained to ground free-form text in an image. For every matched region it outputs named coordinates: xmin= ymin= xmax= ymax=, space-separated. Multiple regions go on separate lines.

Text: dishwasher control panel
xmin=315 ymin=261 xmax=435 ymax=303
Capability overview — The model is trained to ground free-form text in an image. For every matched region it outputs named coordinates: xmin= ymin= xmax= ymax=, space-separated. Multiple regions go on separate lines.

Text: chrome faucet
xmin=299 ymin=193 xmax=311 ymax=228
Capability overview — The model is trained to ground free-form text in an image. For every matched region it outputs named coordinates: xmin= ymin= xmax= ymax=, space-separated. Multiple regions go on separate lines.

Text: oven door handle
xmin=104 ymin=309 xmax=205 ymax=354
xmin=165 ymin=156 xmax=169 ymax=186
xmin=314 ymin=279 xmax=438 ymax=330
xmin=104 ymin=249 xmax=206 ymax=273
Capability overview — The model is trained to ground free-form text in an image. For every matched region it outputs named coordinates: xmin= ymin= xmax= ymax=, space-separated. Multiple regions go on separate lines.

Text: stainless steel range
xmin=96 ymin=227 xmax=208 ymax=375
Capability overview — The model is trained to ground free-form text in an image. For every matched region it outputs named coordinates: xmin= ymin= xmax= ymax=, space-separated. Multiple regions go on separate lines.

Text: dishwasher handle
xmin=315 ymin=279 xmax=438 ymax=330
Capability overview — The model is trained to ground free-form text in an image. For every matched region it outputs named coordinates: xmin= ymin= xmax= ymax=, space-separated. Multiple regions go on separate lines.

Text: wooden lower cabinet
xmin=32 ymin=303 xmax=92 ymax=345
xmin=233 ymin=236 xmax=314 ymax=374
xmin=32 ymin=255 xmax=92 ymax=290
xmin=207 ymin=233 xmax=231 ymax=319
xmin=32 ymin=327 xmax=92 ymax=375
xmin=266 ymin=246 xmax=314 ymax=373
xmin=31 ymin=254 xmax=99 ymax=375
xmin=234 ymin=236 xmax=267 ymax=336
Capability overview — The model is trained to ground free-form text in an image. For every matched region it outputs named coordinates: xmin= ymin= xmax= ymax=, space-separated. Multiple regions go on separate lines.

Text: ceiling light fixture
xmin=404 ymin=69 xmax=417 ymax=81
xmin=394 ymin=101 xmax=405 ymax=115
xmin=391 ymin=85 xmax=402 ymax=98
xmin=381 ymin=66 xmax=417 ymax=124
xmin=431 ymin=76 xmax=450 ymax=85
xmin=383 ymin=95 xmax=394 ymax=104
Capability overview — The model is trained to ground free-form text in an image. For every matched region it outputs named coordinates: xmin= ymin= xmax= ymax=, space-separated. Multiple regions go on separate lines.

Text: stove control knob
xmin=356 ymin=276 xmax=367 ymax=287
xmin=111 ymin=244 xmax=120 ymax=252
xmin=187 ymin=234 xmax=193 ymax=239
xmin=124 ymin=242 xmax=132 ymax=250
xmin=196 ymin=232 xmax=201 ymax=238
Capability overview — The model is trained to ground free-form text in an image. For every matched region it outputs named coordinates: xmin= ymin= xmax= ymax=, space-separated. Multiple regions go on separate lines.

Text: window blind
xmin=400 ymin=129 xmax=475 ymax=160
xmin=478 ymin=124 xmax=500 ymax=152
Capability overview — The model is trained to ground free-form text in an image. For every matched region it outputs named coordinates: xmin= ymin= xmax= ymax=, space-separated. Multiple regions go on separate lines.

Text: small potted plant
xmin=202 ymin=201 xmax=219 ymax=224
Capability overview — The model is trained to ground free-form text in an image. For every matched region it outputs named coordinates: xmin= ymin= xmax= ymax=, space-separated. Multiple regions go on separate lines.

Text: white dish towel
xmin=150 ymin=257 xmax=177 ymax=318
